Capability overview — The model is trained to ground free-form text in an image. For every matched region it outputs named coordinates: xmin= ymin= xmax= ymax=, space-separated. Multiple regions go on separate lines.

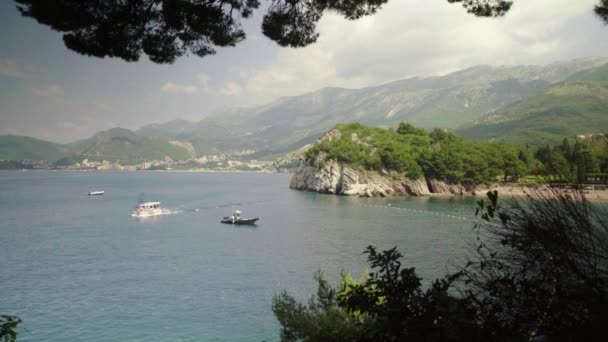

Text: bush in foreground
xmin=273 ymin=190 xmax=608 ymax=341
xmin=0 ymin=315 xmax=21 ymax=342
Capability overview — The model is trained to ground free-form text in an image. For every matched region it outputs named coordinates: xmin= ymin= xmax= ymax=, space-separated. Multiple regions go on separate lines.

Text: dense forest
xmin=305 ymin=123 xmax=608 ymax=185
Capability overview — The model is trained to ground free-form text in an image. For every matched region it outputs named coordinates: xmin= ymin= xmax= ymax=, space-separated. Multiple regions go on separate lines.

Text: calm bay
xmin=1 ymin=171 xmax=479 ymax=341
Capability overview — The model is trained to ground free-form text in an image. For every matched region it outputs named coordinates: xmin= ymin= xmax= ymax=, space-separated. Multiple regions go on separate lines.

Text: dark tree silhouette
xmin=15 ymin=0 xmax=605 ymax=64
xmin=598 ymin=0 xmax=608 ymax=23
xmin=447 ymin=0 xmax=511 ymax=17
xmin=273 ymin=190 xmax=608 ymax=341
xmin=463 ymin=190 xmax=608 ymax=341
xmin=15 ymin=0 xmax=263 ymax=63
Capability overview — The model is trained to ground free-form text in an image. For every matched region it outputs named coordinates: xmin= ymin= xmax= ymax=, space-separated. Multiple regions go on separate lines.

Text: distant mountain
xmin=136 ymin=119 xmax=196 ymax=140
xmin=1 ymin=126 xmax=211 ymax=163
xmin=457 ymin=80 xmax=608 ymax=146
xmin=137 ymin=119 xmax=239 ymax=155
xmin=0 ymin=135 xmax=69 ymax=161
xmin=67 ymin=127 xmax=194 ymax=163
xmin=138 ymin=57 xmax=608 ymax=156
xmin=5 ymin=57 xmax=608 ymax=162
xmin=568 ymin=62 xmax=608 ymax=86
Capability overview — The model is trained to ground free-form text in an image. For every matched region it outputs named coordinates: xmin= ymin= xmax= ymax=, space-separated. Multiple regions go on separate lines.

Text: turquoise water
xmin=0 ymin=171 xmax=479 ymax=341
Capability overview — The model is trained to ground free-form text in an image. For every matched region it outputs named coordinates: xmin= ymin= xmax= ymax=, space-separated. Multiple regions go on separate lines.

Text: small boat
xmin=221 ymin=209 xmax=259 ymax=225
xmin=132 ymin=202 xmax=163 ymax=217
xmin=88 ymin=191 xmax=104 ymax=196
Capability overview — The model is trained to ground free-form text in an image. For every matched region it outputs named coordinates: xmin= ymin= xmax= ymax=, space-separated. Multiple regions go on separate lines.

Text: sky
xmin=1 ymin=0 xmax=607 ymax=143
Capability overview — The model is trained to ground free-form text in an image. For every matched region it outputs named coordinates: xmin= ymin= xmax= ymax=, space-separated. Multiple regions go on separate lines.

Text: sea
xmin=0 ymin=171 xmax=481 ymax=341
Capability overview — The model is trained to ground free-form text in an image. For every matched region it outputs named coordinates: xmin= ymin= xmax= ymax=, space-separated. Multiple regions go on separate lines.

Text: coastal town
xmin=0 ymin=150 xmax=303 ymax=173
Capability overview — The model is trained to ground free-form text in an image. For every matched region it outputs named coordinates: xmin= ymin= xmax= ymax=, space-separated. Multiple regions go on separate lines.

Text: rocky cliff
xmin=290 ymin=153 xmax=480 ymax=198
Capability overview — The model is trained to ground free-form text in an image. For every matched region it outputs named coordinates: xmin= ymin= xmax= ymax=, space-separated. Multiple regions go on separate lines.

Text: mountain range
xmin=134 ymin=56 xmax=608 ymax=156
xmin=456 ymin=81 xmax=608 ymax=146
xmin=457 ymin=62 xmax=608 ymax=145
xmin=2 ymin=57 xmax=607 ymax=163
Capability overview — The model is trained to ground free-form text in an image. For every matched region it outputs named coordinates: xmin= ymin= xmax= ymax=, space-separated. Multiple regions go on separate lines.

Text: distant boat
xmin=132 ymin=202 xmax=163 ymax=217
xmin=221 ymin=209 xmax=259 ymax=225
xmin=88 ymin=191 xmax=104 ymax=196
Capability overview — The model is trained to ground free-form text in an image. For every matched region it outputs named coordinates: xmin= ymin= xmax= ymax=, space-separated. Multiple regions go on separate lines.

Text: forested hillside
xmin=66 ymin=128 xmax=194 ymax=164
xmin=305 ymin=123 xmax=530 ymax=184
xmin=306 ymin=123 xmax=608 ymax=184
xmin=0 ymin=135 xmax=69 ymax=161
xmin=458 ymin=61 xmax=608 ymax=146
xmin=457 ymin=81 xmax=608 ymax=146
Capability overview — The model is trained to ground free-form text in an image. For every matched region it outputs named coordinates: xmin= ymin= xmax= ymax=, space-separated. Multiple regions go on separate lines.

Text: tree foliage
xmin=0 ymin=315 xmax=21 ymax=342
xmin=274 ymin=190 xmax=608 ymax=341
xmin=13 ymin=1 xmax=608 ymax=63
xmin=446 ymin=0 xmax=511 ymax=17
xmin=597 ymin=0 xmax=608 ymax=23
xmin=306 ymin=123 xmax=529 ymax=183
xmin=307 ymin=123 xmax=608 ymax=185
xmin=273 ymin=247 xmax=483 ymax=342
xmin=535 ymin=137 xmax=607 ymax=183
xmin=15 ymin=0 xmax=262 ymax=63
xmin=396 ymin=122 xmax=428 ymax=137
xmin=272 ymin=271 xmax=366 ymax=341
xmin=464 ymin=190 xmax=608 ymax=340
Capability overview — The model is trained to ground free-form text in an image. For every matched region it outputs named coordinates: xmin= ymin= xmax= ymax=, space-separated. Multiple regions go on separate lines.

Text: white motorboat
xmin=132 ymin=202 xmax=163 ymax=217
xmin=88 ymin=191 xmax=104 ymax=196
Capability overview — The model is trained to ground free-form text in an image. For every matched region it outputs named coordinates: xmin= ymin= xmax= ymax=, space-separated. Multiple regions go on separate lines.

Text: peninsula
xmin=290 ymin=123 xmax=608 ymax=199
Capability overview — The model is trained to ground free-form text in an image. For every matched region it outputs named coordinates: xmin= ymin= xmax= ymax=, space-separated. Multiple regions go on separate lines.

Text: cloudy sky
xmin=1 ymin=0 xmax=607 ymax=143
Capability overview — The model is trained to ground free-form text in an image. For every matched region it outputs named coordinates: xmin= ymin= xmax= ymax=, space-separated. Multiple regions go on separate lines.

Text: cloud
xmin=92 ymin=100 xmax=114 ymax=112
xmin=198 ymin=73 xmax=210 ymax=91
xmin=237 ymin=0 xmax=602 ymax=104
xmin=55 ymin=121 xmax=78 ymax=129
xmin=161 ymin=74 xmax=211 ymax=94
xmin=161 ymin=81 xmax=199 ymax=94
xmin=0 ymin=58 xmax=29 ymax=78
xmin=31 ymin=85 xmax=64 ymax=98
xmin=219 ymin=80 xmax=243 ymax=96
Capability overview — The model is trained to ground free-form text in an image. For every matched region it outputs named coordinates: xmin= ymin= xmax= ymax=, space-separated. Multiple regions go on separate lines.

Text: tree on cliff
xmin=13 ymin=0 xmax=608 ymax=64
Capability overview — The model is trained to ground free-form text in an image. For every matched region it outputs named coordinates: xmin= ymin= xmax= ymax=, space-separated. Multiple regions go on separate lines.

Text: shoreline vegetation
xmin=274 ymin=189 xmax=608 ymax=342
xmin=291 ymin=122 xmax=608 ymax=201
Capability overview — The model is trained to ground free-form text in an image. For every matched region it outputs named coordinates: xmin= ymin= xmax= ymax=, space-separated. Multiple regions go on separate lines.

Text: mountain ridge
xmin=0 ymin=135 xmax=69 ymax=161
xmin=3 ymin=57 xmax=608 ymax=162
xmin=137 ymin=57 xmax=607 ymax=156
xmin=456 ymin=81 xmax=608 ymax=146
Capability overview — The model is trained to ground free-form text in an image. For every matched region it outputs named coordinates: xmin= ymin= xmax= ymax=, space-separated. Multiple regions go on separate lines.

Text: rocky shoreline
xmin=289 ymin=157 xmax=608 ymax=203
xmin=289 ymin=155 xmax=485 ymax=198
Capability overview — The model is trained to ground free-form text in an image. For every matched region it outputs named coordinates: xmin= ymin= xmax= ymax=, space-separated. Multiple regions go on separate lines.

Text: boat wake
xmin=130 ymin=198 xmax=274 ymax=219
xmin=131 ymin=209 xmax=182 ymax=218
